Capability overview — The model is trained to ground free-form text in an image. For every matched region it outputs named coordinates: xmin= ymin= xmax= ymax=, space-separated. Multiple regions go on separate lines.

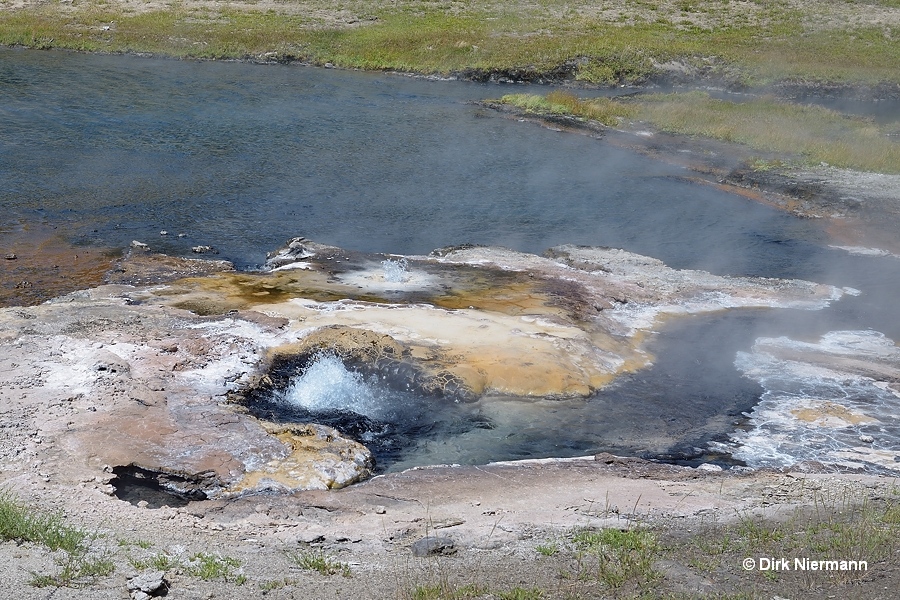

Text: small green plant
xmin=286 ymin=549 xmax=351 ymax=577
xmin=260 ymin=577 xmax=295 ymax=591
xmin=1 ymin=490 xmax=115 ymax=588
xmin=535 ymin=543 xmax=559 ymax=556
xmin=409 ymin=583 xmax=485 ymax=600
xmin=185 ymin=552 xmax=244 ymax=582
xmin=497 ymin=587 xmax=545 ymax=600
xmin=572 ymin=527 xmax=661 ymax=589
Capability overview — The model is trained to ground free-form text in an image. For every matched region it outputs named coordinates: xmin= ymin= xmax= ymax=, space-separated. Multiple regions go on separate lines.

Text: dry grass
xmin=494 ymin=90 xmax=900 ymax=173
xmin=638 ymin=91 xmax=900 ymax=173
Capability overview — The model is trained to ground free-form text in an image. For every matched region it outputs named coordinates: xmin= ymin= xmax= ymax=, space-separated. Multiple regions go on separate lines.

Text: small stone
xmin=4 ymin=253 xmax=16 ymax=260
xmin=131 ymin=240 xmax=149 ymax=249
xmin=192 ymin=245 xmax=213 ymax=253
xmin=696 ymin=463 xmax=722 ymax=472
xmin=410 ymin=536 xmax=456 ymax=557
xmin=137 ymin=500 xmax=149 ymax=509
xmin=178 ymin=233 xmax=187 ymax=238
xmin=373 ymin=505 xmax=386 ymax=515
xmin=127 ymin=571 xmax=167 ymax=596
xmin=859 ymin=435 xmax=875 ymax=443
xmin=159 ymin=230 xmax=168 ymax=236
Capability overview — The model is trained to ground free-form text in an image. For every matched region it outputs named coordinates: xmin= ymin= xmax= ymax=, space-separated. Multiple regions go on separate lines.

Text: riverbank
xmin=2 ymin=0 xmax=899 ymax=90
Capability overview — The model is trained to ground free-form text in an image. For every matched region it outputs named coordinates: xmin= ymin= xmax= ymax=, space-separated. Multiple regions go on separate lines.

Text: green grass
xmin=128 ymin=549 xmax=245 ymax=583
xmin=497 ymin=91 xmax=637 ymax=126
xmin=571 ymin=527 xmax=662 ymax=590
xmin=0 ymin=1 xmax=898 ymax=86
xmin=186 ymin=552 xmax=245 ymax=583
xmin=493 ymin=90 xmax=900 ymax=173
xmin=285 ymin=548 xmax=352 ymax=577
xmin=0 ymin=490 xmax=115 ymax=588
xmin=638 ymin=91 xmax=900 ymax=173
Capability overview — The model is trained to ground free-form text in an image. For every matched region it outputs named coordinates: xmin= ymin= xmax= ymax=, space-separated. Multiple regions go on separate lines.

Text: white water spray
xmin=381 ymin=257 xmax=410 ymax=283
xmin=281 ymin=355 xmax=385 ymax=419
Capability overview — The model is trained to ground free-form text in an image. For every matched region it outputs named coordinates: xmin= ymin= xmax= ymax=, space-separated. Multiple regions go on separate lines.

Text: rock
xmin=159 ymin=230 xmax=168 ymax=236
xmin=696 ymin=464 xmax=722 ymax=472
xmin=192 ymin=245 xmax=214 ymax=253
xmin=131 ymin=241 xmax=149 ymax=250
xmin=373 ymin=505 xmax=386 ymax=515
xmin=410 ymin=536 xmax=456 ymax=557
xmin=4 ymin=253 xmax=16 ymax=260
xmin=228 ymin=423 xmax=374 ymax=494
xmin=127 ymin=571 xmax=167 ymax=598
xmin=859 ymin=435 xmax=874 ymax=443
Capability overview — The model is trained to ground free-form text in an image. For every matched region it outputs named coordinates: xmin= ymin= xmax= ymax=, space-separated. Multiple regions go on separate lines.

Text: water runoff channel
xmin=2 ymin=48 xmax=900 ymax=475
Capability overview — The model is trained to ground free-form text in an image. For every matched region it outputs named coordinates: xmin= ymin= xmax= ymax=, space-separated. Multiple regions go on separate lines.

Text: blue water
xmin=0 ymin=48 xmax=830 ymax=277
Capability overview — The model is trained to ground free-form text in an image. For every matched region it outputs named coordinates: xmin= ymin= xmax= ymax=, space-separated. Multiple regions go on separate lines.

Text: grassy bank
xmin=1 ymin=1 xmax=899 ymax=87
xmin=496 ymin=91 xmax=900 ymax=173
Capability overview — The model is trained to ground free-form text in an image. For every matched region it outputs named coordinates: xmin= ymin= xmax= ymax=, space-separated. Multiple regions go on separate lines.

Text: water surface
xmin=3 ymin=48 xmax=900 ymax=473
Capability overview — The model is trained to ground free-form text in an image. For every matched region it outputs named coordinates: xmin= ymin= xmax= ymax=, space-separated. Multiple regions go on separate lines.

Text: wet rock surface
xmin=0 ymin=240 xmax=849 ymax=500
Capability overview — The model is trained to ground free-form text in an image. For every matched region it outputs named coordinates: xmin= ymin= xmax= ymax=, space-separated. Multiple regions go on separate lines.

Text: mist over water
xmin=4 ymin=48 xmax=900 ymax=472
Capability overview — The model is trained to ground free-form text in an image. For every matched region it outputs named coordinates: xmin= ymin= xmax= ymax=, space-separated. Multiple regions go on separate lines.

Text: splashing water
xmin=715 ymin=330 xmax=900 ymax=473
xmin=279 ymin=354 xmax=387 ymax=419
xmin=381 ymin=258 xmax=410 ymax=283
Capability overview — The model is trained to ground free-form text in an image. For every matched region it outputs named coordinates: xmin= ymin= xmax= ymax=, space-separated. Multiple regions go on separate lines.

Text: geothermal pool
xmin=2 ymin=48 xmax=899 ymax=474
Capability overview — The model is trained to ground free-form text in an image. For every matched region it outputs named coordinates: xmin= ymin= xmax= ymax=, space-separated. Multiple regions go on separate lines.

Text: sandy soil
xmin=3 ymin=453 xmax=898 ymax=599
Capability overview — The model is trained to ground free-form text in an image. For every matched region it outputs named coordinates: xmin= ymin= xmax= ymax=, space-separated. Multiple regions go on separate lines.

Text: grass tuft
xmin=1 ymin=490 xmax=115 ymax=588
xmin=496 ymin=91 xmax=636 ymax=126
xmin=286 ymin=549 xmax=352 ymax=577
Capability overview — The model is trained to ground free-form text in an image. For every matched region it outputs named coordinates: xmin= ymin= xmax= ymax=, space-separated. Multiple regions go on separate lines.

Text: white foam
xmin=726 ymin=330 xmax=900 ymax=473
xmin=829 ymin=245 xmax=899 ymax=258
xmin=334 ymin=260 xmax=438 ymax=293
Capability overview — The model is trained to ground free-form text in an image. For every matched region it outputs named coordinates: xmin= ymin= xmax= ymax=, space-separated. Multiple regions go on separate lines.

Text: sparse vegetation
xmin=570 ymin=527 xmax=662 ymax=590
xmin=404 ymin=488 xmax=900 ymax=599
xmin=638 ymin=91 xmax=900 ymax=173
xmin=493 ymin=90 xmax=900 ymax=173
xmin=286 ymin=548 xmax=352 ymax=577
xmin=0 ymin=490 xmax=115 ymax=588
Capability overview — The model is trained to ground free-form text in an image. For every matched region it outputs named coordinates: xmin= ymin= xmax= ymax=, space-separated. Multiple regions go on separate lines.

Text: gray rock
xmin=127 ymin=571 xmax=167 ymax=596
xmin=410 ymin=536 xmax=456 ymax=557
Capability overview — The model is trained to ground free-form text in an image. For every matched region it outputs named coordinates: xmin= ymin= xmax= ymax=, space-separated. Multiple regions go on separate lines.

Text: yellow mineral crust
xmin=230 ymin=423 xmax=373 ymax=493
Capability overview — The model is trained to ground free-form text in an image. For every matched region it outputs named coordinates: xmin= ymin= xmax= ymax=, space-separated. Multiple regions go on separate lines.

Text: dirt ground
xmin=3 ymin=454 xmax=899 ymax=600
